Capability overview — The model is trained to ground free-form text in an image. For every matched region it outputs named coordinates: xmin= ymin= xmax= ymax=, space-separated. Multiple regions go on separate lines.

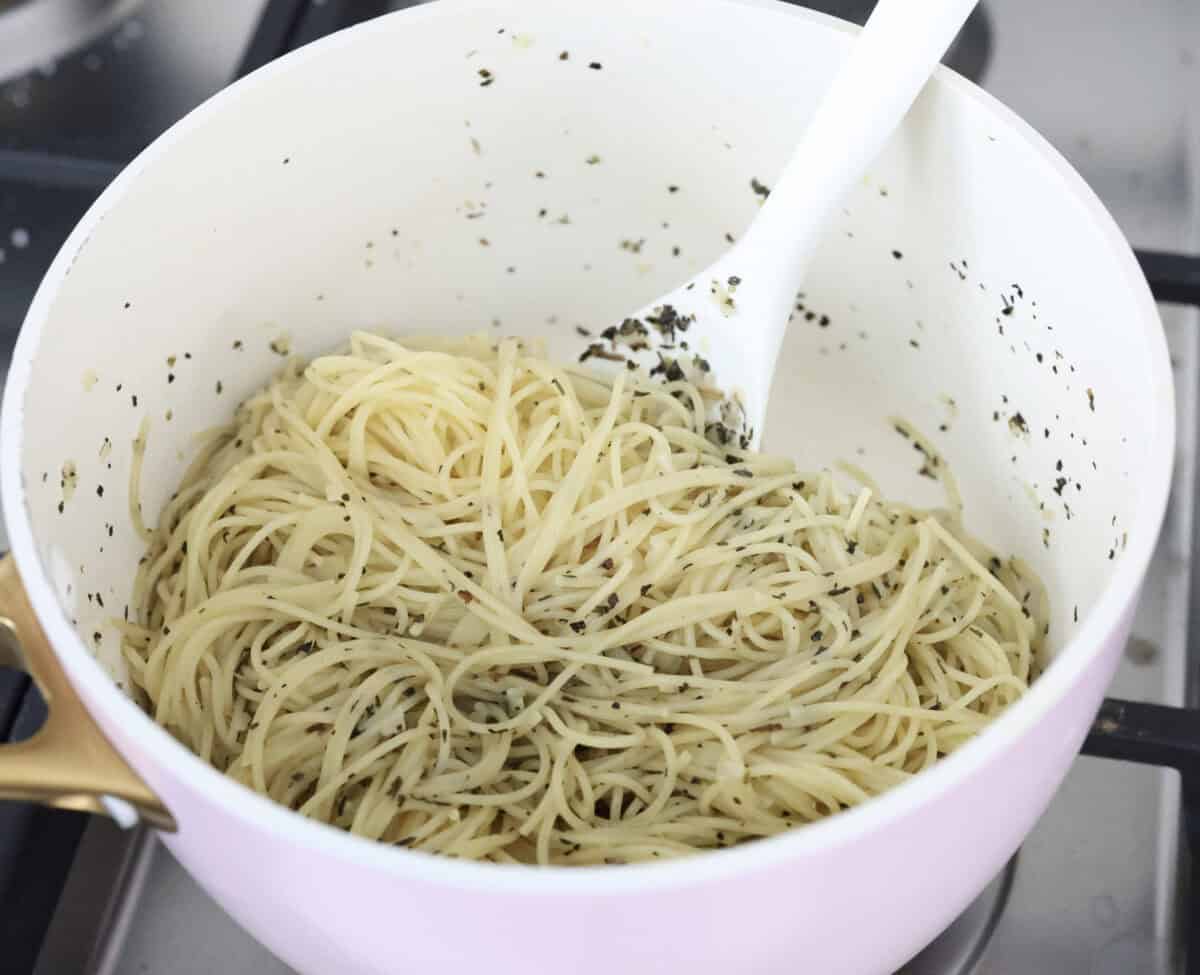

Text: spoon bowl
xmin=610 ymin=0 xmax=982 ymax=443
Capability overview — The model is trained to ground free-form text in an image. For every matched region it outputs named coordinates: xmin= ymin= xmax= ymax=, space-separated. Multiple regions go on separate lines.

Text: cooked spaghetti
xmin=120 ymin=332 xmax=1045 ymax=864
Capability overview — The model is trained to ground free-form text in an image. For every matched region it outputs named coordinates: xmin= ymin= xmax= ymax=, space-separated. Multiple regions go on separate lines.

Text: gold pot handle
xmin=0 ymin=554 xmax=175 ymax=830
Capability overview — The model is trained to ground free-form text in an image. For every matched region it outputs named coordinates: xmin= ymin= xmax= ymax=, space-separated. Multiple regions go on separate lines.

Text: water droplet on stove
xmin=36 ymin=60 xmax=57 ymax=78
xmin=0 ymin=249 xmax=7 ymax=264
xmin=11 ymin=229 xmax=29 ymax=249
xmin=83 ymin=53 xmax=103 ymax=72
xmin=112 ymin=19 xmax=144 ymax=52
xmin=8 ymin=88 xmax=30 ymax=109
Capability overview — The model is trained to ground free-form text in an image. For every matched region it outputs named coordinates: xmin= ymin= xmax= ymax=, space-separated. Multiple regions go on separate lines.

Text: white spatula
xmin=610 ymin=0 xmax=980 ymax=448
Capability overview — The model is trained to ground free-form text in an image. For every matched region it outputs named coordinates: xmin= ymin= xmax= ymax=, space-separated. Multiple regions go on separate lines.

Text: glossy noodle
xmin=120 ymin=332 xmax=1045 ymax=864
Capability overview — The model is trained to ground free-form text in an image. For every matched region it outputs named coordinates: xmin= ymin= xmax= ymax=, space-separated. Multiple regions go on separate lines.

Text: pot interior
xmin=10 ymin=0 xmax=1167 ymax=700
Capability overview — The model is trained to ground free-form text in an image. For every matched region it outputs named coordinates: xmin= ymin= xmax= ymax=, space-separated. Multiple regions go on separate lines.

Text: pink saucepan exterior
xmin=0 ymin=1 xmax=1174 ymax=972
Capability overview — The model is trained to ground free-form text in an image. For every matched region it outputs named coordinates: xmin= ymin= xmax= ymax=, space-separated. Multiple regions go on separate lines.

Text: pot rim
xmin=0 ymin=0 xmax=1175 ymax=895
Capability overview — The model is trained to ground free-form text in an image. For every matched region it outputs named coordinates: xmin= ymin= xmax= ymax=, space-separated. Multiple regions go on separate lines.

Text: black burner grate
xmin=1083 ymin=248 xmax=1200 ymax=975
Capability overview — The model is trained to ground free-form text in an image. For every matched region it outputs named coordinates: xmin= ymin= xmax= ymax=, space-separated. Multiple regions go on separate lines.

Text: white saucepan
xmin=0 ymin=1 xmax=1174 ymax=973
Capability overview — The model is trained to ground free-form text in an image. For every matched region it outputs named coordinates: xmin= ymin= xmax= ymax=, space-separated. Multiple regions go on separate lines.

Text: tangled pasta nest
xmin=121 ymin=333 xmax=1045 ymax=863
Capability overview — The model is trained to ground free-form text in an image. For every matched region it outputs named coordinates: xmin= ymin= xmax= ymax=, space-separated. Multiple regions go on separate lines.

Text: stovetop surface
xmin=0 ymin=1 xmax=1198 ymax=973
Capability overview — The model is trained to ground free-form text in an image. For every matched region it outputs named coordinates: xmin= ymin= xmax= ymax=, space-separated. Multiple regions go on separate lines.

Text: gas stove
xmin=0 ymin=2 xmax=1197 ymax=973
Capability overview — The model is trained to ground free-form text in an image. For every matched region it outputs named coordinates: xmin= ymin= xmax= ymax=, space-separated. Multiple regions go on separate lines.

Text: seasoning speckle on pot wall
xmin=60 ymin=460 xmax=77 ymax=506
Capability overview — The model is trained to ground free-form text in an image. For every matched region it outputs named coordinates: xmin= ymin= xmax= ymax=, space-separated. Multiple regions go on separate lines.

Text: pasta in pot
xmin=120 ymin=332 xmax=1045 ymax=864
